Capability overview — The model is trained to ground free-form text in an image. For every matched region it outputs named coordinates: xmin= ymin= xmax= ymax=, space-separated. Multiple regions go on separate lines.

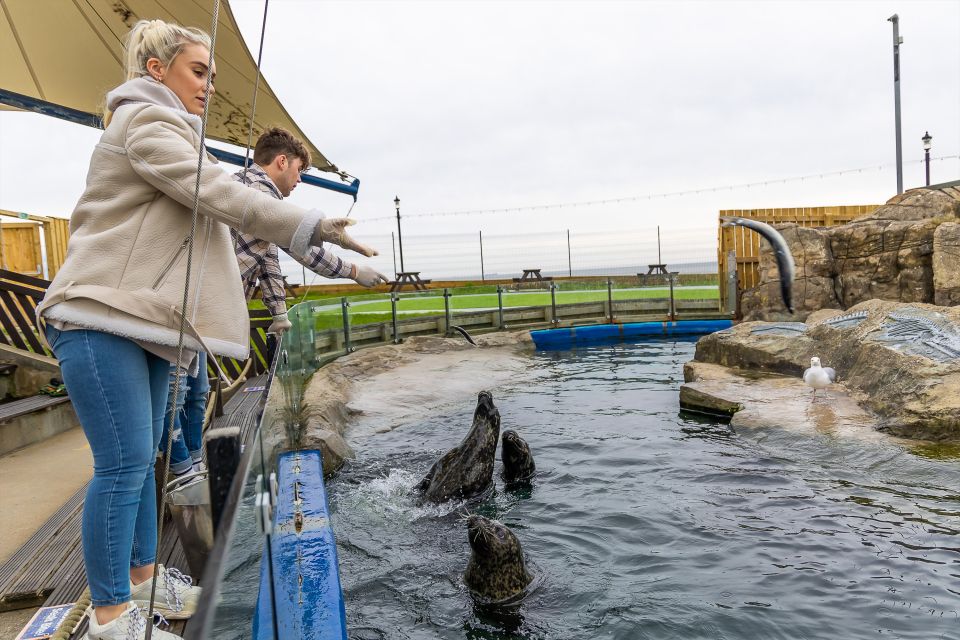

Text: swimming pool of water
xmin=328 ymin=339 xmax=960 ymax=639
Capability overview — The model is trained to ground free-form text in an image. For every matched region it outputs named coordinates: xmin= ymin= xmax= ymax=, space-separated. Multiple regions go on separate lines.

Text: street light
xmin=394 ymin=195 xmax=405 ymax=274
xmin=922 ymin=131 xmax=932 ymax=186
xmin=888 ymin=14 xmax=904 ymax=194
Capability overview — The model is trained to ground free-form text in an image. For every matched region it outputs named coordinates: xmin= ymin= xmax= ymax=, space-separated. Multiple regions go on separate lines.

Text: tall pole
xmin=391 ymin=231 xmax=397 ymax=276
xmin=888 ymin=14 xmax=903 ymax=195
xmin=566 ymin=229 xmax=572 ymax=277
xmin=657 ymin=225 xmax=662 ymax=265
xmin=479 ymin=230 xmax=485 ymax=281
xmin=394 ymin=196 xmax=405 ymax=273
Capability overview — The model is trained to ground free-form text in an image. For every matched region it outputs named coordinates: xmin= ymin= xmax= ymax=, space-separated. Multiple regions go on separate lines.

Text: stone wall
xmin=742 ymin=185 xmax=960 ymax=321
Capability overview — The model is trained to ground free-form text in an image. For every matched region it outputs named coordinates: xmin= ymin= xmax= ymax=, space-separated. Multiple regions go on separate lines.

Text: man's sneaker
xmin=83 ymin=602 xmax=181 ymax=639
xmin=130 ymin=565 xmax=201 ymax=620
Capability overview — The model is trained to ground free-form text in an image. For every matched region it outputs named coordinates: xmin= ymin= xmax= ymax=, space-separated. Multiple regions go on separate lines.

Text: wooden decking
xmin=0 ymin=375 xmax=270 ymax=638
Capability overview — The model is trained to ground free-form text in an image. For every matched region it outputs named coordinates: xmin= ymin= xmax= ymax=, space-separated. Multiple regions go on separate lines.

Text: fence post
xmin=443 ymin=288 xmax=451 ymax=334
xmin=340 ymin=297 xmax=352 ymax=353
xmin=550 ymin=282 xmax=558 ymax=325
xmin=668 ymin=273 xmax=676 ymax=322
xmin=567 ymin=229 xmax=572 ymax=277
xmin=607 ymin=278 xmax=614 ymax=324
xmin=479 ymin=230 xmax=485 ymax=281
xmin=725 ymin=250 xmax=737 ymax=315
xmin=497 ymin=285 xmax=505 ymax=329
xmin=391 ymin=292 xmax=401 ymax=344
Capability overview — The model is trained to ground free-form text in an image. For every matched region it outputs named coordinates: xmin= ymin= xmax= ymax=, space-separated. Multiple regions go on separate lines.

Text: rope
xmin=147 ymin=0 xmax=221 ymax=637
xmin=50 ymin=587 xmax=91 ymax=639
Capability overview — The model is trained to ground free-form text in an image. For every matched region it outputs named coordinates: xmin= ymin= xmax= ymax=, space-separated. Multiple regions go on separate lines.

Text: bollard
xmin=497 ymin=285 xmax=505 ymax=329
xmin=550 ymin=282 xmax=558 ymax=325
xmin=340 ymin=297 xmax=353 ymax=353
xmin=607 ymin=278 xmax=614 ymax=324
xmin=391 ymin=292 xmax=401 ymax=344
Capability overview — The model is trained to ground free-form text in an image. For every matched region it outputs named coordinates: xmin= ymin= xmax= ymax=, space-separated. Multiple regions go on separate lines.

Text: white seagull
xmin=803 ymin=357 xmax=836 ymax=401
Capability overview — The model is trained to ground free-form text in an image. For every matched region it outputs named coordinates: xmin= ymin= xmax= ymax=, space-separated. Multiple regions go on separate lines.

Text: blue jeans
xmin=159 ymin=352 xmax=209 ymax=475
xmin=45 ymin=326 xmax=168 ymax=607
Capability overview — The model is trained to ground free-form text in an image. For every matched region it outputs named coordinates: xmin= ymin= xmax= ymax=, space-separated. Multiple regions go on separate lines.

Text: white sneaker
xmin=130 ymin=565 xmax=201 ymax=620
xmin=83 ymin=602 xmax=181 ymax=639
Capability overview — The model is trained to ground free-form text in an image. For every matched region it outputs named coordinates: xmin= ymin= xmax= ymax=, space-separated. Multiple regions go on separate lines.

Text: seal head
xmin=501 ymin=430 xmax=536 ymax=484
xmin=463 ymin=514 xmax=533 ymax=604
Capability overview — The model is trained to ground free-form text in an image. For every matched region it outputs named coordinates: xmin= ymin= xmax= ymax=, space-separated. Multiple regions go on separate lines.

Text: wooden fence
xmin=0 ymin=269 xmax=273 ymax=378
xmin=0 ymin=211 xmax=71 ymax=279
xmin=717 ymin=205 xmax=880 ymax=307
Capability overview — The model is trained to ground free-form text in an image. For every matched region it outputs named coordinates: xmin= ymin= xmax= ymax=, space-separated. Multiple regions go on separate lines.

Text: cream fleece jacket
xmin=37 ymin=77 xmax=325 ymax=361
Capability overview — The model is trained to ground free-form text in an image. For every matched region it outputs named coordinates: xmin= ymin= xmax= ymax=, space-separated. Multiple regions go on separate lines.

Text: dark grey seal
xmin=500 ymin=430 xmax=536 ymax=484
xmin=417 ymin=391 xmax=500 ymax=504
xmin=464 ymin=515 xmax=533 ymax=604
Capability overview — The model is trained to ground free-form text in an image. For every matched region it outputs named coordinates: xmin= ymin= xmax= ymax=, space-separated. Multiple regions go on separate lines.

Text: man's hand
xmin=352 ymin=264 xmax=389 ymax=288
xmin=312 ymin=218 xmax=378 ymax=257
xmin=267 ymin=314 xmax=292 ymax=335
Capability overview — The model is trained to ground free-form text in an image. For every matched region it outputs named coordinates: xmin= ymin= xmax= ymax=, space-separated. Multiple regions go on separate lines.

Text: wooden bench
xmin=0 ymin=394 xmax=70 ymax=423
xmin=388 ymin=271 xmax=431 ymax=292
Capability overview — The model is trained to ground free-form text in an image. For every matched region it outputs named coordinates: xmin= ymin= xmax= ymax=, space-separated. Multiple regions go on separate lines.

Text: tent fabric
xmin=0 ymin=0 xmax=339 ymax=174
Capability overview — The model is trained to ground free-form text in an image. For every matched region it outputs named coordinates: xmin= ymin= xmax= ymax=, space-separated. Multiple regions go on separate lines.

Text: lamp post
xmin=394 ymin=195 xmax=405 ymax=274
xmin=888 ymin=14 xmax=904 ymax=194
xmin=922 ymin=131 xmax=932 ymax=186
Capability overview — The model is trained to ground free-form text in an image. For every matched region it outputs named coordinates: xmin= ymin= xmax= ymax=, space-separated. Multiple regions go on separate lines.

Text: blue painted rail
xmin=254 ymin=450 xmax=348 ymax=639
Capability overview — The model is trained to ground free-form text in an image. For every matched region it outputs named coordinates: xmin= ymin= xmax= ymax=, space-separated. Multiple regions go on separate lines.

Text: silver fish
xmin=721 ymin=216 xmax=795 ymax=313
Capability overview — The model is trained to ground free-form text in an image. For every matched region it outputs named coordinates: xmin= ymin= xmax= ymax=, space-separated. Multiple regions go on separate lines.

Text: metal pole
xmin=443 ymin=288 xmax=451 ymax=334
xmin=607 ymin=278 xmax=614 ymax=324
xmin=395 ymin=197 xmax=405 ymax=273
xmin=390 ymin=292 xmax=400 ymax=344
xmin=925 ymin=148 xmax=930 ymax=186
xmin=566 ymin=229 xmax=572 ymax=277
xmin=888 ymin=14 xmax=903 ymax=195
xmin=668 ymin=273 xmax=676 ymax=322
xmin=340 ymin=297 xmax=352 ymax=353
xmin=550 ymin=282 xmax=558 ymax=325
xmin=657 ymin=225 xmax=662 ymax=265
xmin=479 ymin=230 xmax=485 ymax=281
xmin=391 ymin=231 xmax=397 ymax=276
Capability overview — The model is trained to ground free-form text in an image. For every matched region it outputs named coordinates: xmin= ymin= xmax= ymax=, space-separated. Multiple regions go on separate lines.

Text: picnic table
xmin=389 ymin=271 xmax=432 ymax=292
xmin=512 ymin=268 xmax=553 ymax=290
xmin=644 ymin=264 xmax=670 ymax=276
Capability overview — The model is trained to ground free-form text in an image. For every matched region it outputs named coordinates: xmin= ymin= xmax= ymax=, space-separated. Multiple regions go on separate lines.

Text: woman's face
xmin=147 ymin=43 xmax=216 ymax=116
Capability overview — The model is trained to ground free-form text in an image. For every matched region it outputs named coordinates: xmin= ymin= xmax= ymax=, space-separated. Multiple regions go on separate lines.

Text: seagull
xmin=803 ymin=357 xmax=836 ymax=401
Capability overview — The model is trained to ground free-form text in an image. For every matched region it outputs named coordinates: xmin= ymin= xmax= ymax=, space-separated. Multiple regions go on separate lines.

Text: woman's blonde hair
xmin=103 ymin=19 xmax=211 ymax=125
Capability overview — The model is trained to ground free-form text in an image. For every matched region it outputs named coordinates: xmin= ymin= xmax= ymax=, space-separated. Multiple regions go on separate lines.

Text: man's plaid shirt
xmin=232 ymin=164 xmax=351 ymax=317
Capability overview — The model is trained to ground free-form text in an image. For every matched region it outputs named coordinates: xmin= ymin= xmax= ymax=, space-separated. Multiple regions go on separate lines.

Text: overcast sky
xmin=1 ymin=0 xmax=958 ymax=276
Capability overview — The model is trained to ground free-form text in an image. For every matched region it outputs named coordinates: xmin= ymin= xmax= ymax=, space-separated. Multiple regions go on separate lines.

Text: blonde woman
xmin=36 ymin=19 xmax=374 ymax=640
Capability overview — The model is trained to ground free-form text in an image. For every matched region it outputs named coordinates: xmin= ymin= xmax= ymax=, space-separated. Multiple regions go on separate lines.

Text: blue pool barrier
xmin=531 ymin=320 xmax=733 ymax=349
xmin=253 ymin=450 xmax=348 ymax=639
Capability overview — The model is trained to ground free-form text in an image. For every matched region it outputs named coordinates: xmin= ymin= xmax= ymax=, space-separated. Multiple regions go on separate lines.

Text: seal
xmin=417 ymin=391 xmax=500 ymax=503
xmin=463 ymin=514 xmax=533 ymax=604
xmin=500 ymin=430 xmax=536 ymax=484
xmin=720 ymin=216 xmax=795 ymax=313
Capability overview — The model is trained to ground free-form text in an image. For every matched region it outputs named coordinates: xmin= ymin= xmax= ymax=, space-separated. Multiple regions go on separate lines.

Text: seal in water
xmin=417 ymin=391 xmax=500 ymax=503
xmin=464 ymin=514 xmax=533 ymax=604
xmin=500 ymin=430 xmax=536 ymax=484
xmin=720 ymin=216 xmax=795 ymax=313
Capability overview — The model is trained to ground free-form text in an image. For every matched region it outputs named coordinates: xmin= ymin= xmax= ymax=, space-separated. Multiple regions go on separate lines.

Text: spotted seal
xmin=417 ymin=391 xmax=500 ymax=504
xmin=500 ymin=430 xmax=536 ymax=484
xmin=463 ymin=515 xmax=533 ymax=604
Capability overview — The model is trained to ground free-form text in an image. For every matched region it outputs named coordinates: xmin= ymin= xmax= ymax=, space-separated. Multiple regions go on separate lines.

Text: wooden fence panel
xmin=717 ymin=204 xmax=880 ymax=306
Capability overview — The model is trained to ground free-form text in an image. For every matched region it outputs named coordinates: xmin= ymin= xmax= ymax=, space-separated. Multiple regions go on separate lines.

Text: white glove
xmin=311 ymin=218 xmax=378 ymax=257
xmin=352 ymin=263 xmax=389 ymax=288
xmin=267 ymin=314 xmax=292 ymax=335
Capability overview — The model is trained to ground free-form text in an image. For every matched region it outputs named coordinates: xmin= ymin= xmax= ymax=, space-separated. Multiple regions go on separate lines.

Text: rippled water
xmin=328 ymin=339 xmax=960 ymax=639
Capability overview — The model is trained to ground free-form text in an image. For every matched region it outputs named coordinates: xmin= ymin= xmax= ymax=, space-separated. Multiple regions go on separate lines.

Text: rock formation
xmin=742 ymin=185 xmax=960 ymax=321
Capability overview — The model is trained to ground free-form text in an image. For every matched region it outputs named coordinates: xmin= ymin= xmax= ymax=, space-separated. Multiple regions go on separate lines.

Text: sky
xmin=1 ymin=0 xmax=958 ymax=279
